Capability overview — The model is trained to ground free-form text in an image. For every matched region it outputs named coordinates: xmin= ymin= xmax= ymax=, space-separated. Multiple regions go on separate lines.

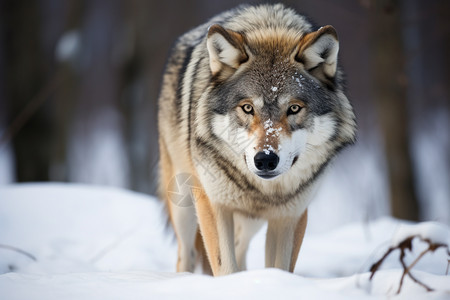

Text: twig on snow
xmin=369 ymin=235 xmax=449 ymax=294
xmin=0 ymin=244 xmax=37 ymax=261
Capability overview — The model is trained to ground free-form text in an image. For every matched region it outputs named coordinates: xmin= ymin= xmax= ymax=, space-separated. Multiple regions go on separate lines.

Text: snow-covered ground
xmin=0 ymin=183 xmax=449 ymax=299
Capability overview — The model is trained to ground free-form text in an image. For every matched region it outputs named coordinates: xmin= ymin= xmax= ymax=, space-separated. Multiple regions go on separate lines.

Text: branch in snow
xmin=0 ymin=244 xmax=37 ymax=262
xmin=369 ymin=234 xmax=450 ymax=294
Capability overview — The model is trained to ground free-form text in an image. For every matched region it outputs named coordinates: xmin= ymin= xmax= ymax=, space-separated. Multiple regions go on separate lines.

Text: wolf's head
xmin=207 ymin=22 xmax=356 ymax=180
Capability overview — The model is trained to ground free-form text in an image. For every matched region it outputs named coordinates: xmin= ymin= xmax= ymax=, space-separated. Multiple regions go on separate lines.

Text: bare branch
xmin=369 ymin=246 xmax=396 ymax=279
xmin=369 ymin=235 xmax=449 ymax=295
xmin=0 ymin=244 xmax=37 ymax=261
xmin=397 ymin=246 xmax=433 ymax=293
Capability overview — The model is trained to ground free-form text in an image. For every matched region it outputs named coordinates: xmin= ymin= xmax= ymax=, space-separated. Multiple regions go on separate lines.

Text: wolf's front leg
xmin=169 ymin=202 xmax=198 ymax=273
xmin=195 ymin=191 xmax=238 ymax=276
xmin=265 ymin=210 xmax=307 ymax=272
xmin=234 ymin=214 xmax=264 ymax=271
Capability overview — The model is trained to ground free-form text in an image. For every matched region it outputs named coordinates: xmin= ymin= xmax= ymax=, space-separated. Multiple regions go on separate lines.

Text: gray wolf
xmin=158 ymin=3 xmax=356 ymax=276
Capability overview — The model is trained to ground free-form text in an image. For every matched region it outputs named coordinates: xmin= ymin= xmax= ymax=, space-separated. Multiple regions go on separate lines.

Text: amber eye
xmin=288 ymin=104 xmax=302 ymax=115
xmin=242 ymin=104 xmax=254 ymax=115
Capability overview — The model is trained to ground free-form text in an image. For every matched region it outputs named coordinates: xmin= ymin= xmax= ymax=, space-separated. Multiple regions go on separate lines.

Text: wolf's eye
xmin=242 ymin=104 xmax=254 ymax=115
xmin=288 ymin=104 xmax=302 ymax=115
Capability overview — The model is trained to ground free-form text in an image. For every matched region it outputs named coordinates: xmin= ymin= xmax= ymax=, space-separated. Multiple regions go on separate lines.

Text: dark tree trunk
xmin=47 ymin=0 xmax=84 ymax=181
xmin=369 ymin=0 xmax=419 ymax=220
xmin=66 ymin=0 xmax=129 ymax=187
xmin=120 ymin=0 xmax=200 ymax=194
xmin=2 ymin=0 xmax=54 ymax=182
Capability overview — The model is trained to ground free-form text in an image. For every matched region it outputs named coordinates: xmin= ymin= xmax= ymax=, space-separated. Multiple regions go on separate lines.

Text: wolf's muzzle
xmin=254 ymin=151 xmax=279 ymax=172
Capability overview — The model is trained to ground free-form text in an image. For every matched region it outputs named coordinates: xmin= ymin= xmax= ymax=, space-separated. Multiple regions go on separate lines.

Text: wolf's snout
xmin=254 ymin=151 xmax=279 ymax=171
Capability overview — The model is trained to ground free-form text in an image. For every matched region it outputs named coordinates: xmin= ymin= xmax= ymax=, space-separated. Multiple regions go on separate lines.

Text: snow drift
xmin=0 ymin=183 xmax=448 ymax=299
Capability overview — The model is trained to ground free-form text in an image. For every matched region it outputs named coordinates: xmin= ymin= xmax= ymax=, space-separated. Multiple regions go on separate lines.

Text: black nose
xmin=254 ymin=151 xmax=279 ymax=171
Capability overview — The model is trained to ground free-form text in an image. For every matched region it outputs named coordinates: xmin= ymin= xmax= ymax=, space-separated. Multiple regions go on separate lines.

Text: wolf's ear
xmin=297 ymin=25 xmax=339 ymax=83
xmin=207 ymin=24 xmax=248 ymax=76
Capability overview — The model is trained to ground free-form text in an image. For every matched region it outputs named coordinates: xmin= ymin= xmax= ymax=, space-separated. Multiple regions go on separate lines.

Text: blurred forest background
xmin=0 ymin=0 xmax=449 ymax=228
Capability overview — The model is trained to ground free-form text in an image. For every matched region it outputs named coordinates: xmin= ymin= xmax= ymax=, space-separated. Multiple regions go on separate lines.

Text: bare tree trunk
xmin=438 ymin=1 xmax=450 ymax=104
xmin=369 ymin=0 xmax=419 ymax=220
xmin=120 ymin=0 xmax=198 ymax=194
xmin=48 ymin=0 xmax=83 ymax=181
xmin=0 ymin=1 xmax=15 ymax=183
xmin=2 ymin=0 xmax=54 ymax=182
xmin=67 ymin=0 xmax=129 ymax=187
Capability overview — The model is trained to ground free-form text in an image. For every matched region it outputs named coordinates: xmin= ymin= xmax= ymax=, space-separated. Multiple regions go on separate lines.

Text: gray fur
xmin=158 ymin=3 xmax=357 ymax=275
